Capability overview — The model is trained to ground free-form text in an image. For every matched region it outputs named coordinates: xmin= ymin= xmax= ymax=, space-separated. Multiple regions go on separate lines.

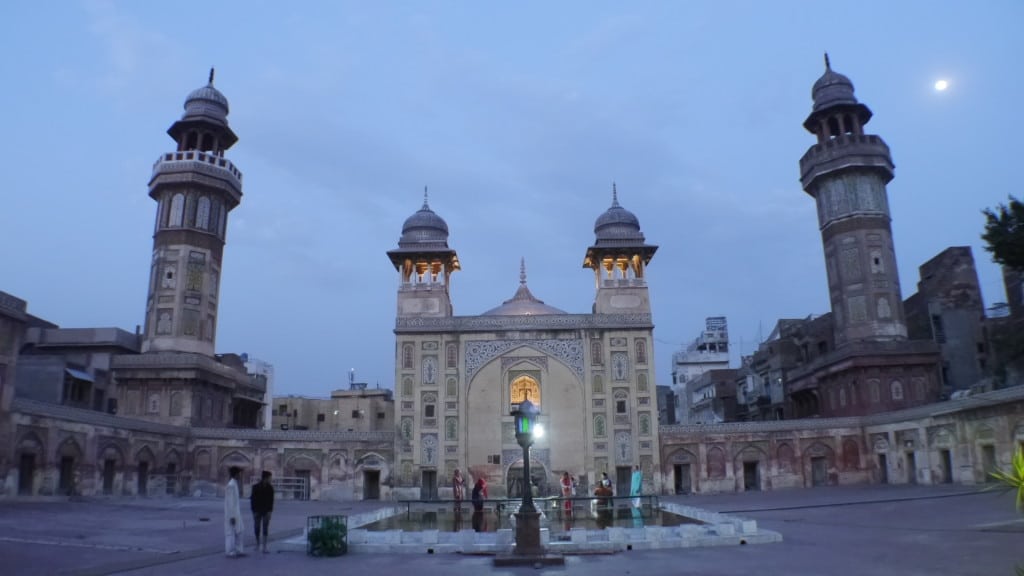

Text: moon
xmin=934 ymin=79 xmax=949 ymax=91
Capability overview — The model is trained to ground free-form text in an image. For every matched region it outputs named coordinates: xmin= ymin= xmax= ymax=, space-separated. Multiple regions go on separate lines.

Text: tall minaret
xmin=799 ymin=55 xmax=907 ymax=346
xmin=583 ymin=184 xmax=658 ymax=314
xmin=387 ymin=189 xmax=460 ymax=317
xmin=142 ymin=69 xmax=242 ymax=355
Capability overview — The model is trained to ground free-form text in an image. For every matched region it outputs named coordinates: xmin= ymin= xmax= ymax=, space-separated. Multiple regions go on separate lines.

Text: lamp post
xmin=494 ymin=397 xmax=563 ymax=567
xmin=512 ymin=398 xmax=541 ymax=556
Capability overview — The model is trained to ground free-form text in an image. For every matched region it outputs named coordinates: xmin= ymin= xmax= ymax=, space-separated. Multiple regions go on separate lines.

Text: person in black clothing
xmin=470 ymin=478 xmax=485 ymax=512
xmin=250 ymin=471 xmax=275 ymax=553
xmin=470 ymin=478 xmax=486 ymax=532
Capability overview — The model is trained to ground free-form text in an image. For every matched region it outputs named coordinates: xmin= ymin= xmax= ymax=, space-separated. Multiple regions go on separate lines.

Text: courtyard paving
xmin=0 ymin=484 xmax=1020 ymax=575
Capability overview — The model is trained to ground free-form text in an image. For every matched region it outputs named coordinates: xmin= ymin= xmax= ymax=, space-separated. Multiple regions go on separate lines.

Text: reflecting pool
xmin=360 ymin=506 xmax=703 ymax=535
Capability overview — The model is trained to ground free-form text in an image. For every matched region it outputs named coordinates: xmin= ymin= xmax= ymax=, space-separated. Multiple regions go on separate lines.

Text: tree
xmin=988 ymin=446 xmax=1024 ymax=575
xmin=982 ymin=195 xmax=1024 ymax=271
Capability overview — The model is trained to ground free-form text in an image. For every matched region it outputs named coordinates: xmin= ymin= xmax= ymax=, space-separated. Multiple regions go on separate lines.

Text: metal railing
xmin=272 ymin=476 xmax=309 ymax=501
xmin=396 ymin=494 xmax=660 ymax=518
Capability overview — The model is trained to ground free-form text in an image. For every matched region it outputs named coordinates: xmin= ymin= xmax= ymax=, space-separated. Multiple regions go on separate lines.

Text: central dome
xmin=482 ymin=259 xmax=567 ymax=316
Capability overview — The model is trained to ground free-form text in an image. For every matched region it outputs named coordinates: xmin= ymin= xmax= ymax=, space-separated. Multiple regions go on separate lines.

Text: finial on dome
xmin=824 ymin=52 xmax=831 ymax=70
xmin=519 ymin=257 xmax=527 ymax=285
xmin=209 ymin=67 xmax=215 ymax=85
xmin=422 ymin=186 xmax=429 ymax=208
xmin=612 ymin=182 xmax=619 ymax=207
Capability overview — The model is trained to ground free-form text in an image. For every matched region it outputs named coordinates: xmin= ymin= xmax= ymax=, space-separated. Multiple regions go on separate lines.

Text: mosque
xmin=387 ymin=185 xmax=660 ymax=498
xmin=1 ymin=59 xmax=1022 ymax=500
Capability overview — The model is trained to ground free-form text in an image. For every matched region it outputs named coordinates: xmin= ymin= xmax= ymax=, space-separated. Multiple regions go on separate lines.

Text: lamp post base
xmin=513 ymin=510 xmax=542 ymax=555
xmin=492 ymin=553 xmax=566 ymax=567
xmin=492 ymin=510 xmax=565 ymax=567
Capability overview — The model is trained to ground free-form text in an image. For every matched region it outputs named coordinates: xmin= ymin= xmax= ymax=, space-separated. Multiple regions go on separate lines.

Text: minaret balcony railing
xmin=151 ymin=151 xmax=243 ymax=192
xmin=799 ymin=134 xmax=892 ymax=183
xmin=600 ymin=278 xmax=647 ymax=288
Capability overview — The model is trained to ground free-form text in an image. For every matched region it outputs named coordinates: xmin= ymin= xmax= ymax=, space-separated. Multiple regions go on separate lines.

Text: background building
xmin=671 ymin=317 xmax=729 ymax=423
xmin=16 ymin=326 xmax=140 ymax=413
xmin=903 ymin=247 xmax=990 ymax=395
xmin=271 ymin=381 xmax=394 ymax=433
xmin=243 ymin=355 xmax=275 ymax=430
xmin=685 ymin=368 xmax=739 ymax=424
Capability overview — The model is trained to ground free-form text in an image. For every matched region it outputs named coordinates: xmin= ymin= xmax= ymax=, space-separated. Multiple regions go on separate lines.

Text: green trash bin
xmin=307 ymin=515 xmax=348 ymax=557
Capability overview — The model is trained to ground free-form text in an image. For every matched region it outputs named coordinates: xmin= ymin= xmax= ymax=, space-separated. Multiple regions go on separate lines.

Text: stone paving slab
xmin=0 ymin=486 xmax=1021 ymax=575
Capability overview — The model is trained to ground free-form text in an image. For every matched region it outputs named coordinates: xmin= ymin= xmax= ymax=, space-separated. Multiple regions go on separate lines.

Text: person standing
xmin=471 ymin=477 xmax=485 ymax=512
xmin=470 ymin=477 xmax=487 ymax=532
xmin=560 ymin=472 xmax=573 ymax=513
xmin=224 ymin=466 xmax=245 ymax=558
xmin=630 ymin=465 xmax=643 ymax=508
xmin=251 ymin=470 xmax=275 ymax=553
xmin=452 ymin=469 xmax=465 ymax=511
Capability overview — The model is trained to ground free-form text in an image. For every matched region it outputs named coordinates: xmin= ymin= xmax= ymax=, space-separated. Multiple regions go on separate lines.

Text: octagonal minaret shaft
xmin=799 ymin=55 xmax=907 ymax=346
xmin=142 ymin=69 xmax=243 ymax=355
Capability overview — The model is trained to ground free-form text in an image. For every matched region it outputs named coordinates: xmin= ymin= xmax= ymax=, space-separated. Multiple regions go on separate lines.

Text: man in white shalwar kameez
xmin=224 ymin=466 xmax=245 ymax=557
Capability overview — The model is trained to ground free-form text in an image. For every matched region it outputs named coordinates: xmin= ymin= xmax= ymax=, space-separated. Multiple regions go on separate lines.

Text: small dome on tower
xmin=182 ymin=68 xmax=230 ymax=124
xmin=811 ymin=54 xmax=858 ymax=112
xmin=398 ymin=189 xmax=450 ymax=248
xmin=594 ymin=183 xmax=645 ymax=244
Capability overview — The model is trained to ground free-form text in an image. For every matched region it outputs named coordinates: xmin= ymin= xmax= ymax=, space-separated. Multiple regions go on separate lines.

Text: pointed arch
xmin=890 ymin=380 xmax=904 ymax=401
xmin=98 ymin=442 xmax=125 ymax=463
xmin=665 ymin=447 xmax=698 ymax=467
xmin=466 ymin=343 xmax=584 ymax=397
xmin=194 ymin=449 xmax=213 ymax=478
xmin=445 ymin=342 xmax=458 ymax=368
xmin=56 ymin=437 xmax=84 ymax=459
xmin=402 ymin=343 xmax=414 ymax=369
xmin=593 ymin=413 xmax=606 ymax=438
xmin=634 ymin=339 xmax=648 ymax=364
xmin=164 ymin=448 xmax=182 ymax=467
xmin=802 ymin=441 xmax=836 ymax=458
xmin=734 ymin=443 xmax=768 ymax=464
xmin=135 ymin=445 xmax=157 ymax=465
xmin=169 ymin=193 xmax=185 ymax=227
xmin=195 ymin=196 xmax=211 ymax=229
xmin=219 ymin=450 xmax=252 ymax=467
xmin=16 ymin=431 xmax=45 ymax=453
xmin=284 ymin=454 xmax=322 ymax=475
xmin=777 ymin=442 xmax=796 ymax=473
xmin=706 ymin=446 xmax=726 ymax=479
xmin=842 ymin=439 xmax=861 ymax=470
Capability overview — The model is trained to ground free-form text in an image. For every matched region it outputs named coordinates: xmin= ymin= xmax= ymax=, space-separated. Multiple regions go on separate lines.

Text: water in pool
xmin=361 ymin=505 xmax=703 ymax=535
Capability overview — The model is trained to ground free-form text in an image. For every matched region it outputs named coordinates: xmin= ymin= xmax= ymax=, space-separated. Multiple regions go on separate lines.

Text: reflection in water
xmin=472 ymin=510 xmax=486 ymax=532
xmin=362 ymin=504 xmax=702 ymax=534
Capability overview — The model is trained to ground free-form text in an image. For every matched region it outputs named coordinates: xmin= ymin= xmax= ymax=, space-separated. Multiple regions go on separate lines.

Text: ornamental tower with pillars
xmin=583 ymin=184 xmax=658 ymax=315
xmin=799 ymin=55 xmax=907 ymax=347
xmin=143 ymin=69 xmax=242 ymax=354
xmin=386 ymin=190 xmax=460 ymax=318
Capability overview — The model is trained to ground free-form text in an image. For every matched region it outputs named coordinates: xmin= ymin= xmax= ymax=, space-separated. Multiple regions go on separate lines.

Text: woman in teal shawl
xmin=630 ymin=465 xmax=642 ymax=508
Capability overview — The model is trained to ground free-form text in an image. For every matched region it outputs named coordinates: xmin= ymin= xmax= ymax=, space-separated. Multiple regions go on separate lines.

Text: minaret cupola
xmin=583 ymin=184 xmax=657 ymax=315
xmin=387 ymin=189 xmax=460 ymax=317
